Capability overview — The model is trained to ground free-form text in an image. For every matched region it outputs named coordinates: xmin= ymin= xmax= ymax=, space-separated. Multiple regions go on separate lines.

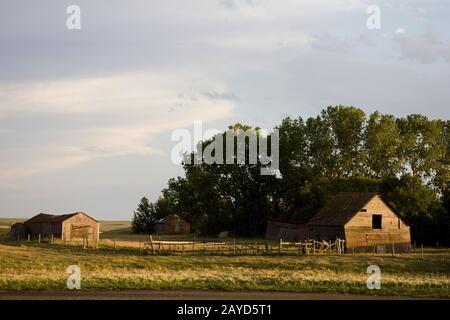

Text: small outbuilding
xmin=155 ymin=214 xmax=190 ymax=235
xmin=17 ymin=212 xmax=100 ymax=241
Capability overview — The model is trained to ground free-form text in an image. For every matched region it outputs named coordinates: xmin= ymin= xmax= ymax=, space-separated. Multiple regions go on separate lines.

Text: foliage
xmin=131 ymin=197 xmax=159 ymax=234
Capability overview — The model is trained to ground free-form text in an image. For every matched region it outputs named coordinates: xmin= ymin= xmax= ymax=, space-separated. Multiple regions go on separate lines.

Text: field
xmin=0 ymin=218 xmax=449 ymax=298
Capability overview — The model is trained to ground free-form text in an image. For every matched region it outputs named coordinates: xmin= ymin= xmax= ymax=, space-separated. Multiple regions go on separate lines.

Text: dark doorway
xmin=372 ymin=215 xmax=382 ymax=229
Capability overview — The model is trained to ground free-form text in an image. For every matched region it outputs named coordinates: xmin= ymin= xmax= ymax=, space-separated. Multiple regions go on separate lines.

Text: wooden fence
xmin=143 ymin=236 xmax=346 ymax=256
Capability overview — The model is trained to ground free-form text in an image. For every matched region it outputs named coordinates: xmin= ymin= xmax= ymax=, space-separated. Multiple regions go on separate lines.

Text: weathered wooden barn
xmin=155 ymin=214 xmax=190 ymax=235
xmin=265 ymin=192 xmax=411 ymax=253
xmin=14 ymin=212 xmax=100 ymax=241
xmin=308 ymin=192 xmax=411 ymax=252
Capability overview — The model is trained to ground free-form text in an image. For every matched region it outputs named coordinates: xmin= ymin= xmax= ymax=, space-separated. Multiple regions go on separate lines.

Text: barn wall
xmin=307 ymin=225 xmax=345 ymax=241
xmin=265 ymin=220 xmax=308 ymax=241
xmin=344 ymin=196 xmax=411 ymax=252
xmin=63 ymin=213 xmax=99 ymax=241
xmin=24 ymin=222 xmax=62 ymax=238
xmin=10 ymin=223 xmax=26 ymax=241
xmin=155 ymin=215 xmax=190 ymax=235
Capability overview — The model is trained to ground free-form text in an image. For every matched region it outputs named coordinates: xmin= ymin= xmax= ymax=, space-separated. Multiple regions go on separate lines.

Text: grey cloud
xmin=393 ymin=32 xmax=450 ymax=64
xmin=203 ymin=91 xmax=239 ymax=101
xmin=220 ymin=0 xmax=261 ymax=10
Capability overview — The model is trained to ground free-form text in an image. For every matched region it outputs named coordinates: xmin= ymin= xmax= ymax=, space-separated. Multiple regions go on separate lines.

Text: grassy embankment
xmin=0 ymin=218 xmax=448 ymax=297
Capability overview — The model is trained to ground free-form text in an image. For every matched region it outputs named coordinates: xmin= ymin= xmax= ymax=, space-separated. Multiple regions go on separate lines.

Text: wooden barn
xmin=155 ymin=214 xmax=190 ymax=235
xmin=308 ymin=192 xmax=411 ymax=253
xmin=17 ymin=212 xmax=100 ymax=241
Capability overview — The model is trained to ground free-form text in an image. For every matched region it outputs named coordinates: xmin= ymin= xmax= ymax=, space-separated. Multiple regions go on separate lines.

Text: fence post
xmin=149 ymin=235 xmax=155 ymax=255
xmin=421 ymin=244 xmax=424 ymax=260
xmin=279 ymin=238 xmax=282 ymax=255
xmin=233 ymin=238 xmax=236 ymax=255
xmin=38 ymin=234 xmax=41 ymax=244
xmin=28 ymin=234 xmax=30 ymax=242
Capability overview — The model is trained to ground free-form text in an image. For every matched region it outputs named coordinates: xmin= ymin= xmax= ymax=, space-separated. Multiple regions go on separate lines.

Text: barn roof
xmin=25 ymin=212 xmax=98 ymax=224
xmin=308 ymin=192 xmax=386 ymax=226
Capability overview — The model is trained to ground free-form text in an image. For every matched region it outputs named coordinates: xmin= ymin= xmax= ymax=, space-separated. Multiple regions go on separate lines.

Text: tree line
xmin=132 ymin=106 xmax=450 ymax=245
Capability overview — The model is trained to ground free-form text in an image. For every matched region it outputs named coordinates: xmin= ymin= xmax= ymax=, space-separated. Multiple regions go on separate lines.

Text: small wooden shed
xmin=308 ymin=192 xmax=411 ymax=253
xmin=23 ymin=212 xmax=99 ymax=241
xmin=155 ymin=214 xmax=190 ymax=235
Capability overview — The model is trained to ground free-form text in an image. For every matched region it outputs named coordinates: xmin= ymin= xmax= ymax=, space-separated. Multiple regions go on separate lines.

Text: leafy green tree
xmin=396 ymin=115 xmax=445 ymax=179
xmin=364 ymin=112 xmax=402 ymax=177
xmin=131 ymin=197 xmax=158 ymax=233
xmin=305 ymin=115 xmax=336 ymax=177
xmin=321 ymin=105 xmax=366 ymax=176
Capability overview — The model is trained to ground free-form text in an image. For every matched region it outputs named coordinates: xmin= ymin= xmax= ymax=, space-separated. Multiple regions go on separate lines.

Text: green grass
xmin=0 ymin=242 xmax=448 ymax=297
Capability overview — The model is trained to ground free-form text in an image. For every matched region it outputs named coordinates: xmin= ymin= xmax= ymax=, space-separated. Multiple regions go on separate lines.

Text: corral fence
xmin=143 ymin=235 xmax=346 ymax=256
xmin=4 ymin=232 xmax=447 ymax=260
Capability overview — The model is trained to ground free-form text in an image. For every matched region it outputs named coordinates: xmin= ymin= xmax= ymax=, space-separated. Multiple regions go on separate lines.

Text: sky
xmin=0 ymin=0 xmax=449 ymax=220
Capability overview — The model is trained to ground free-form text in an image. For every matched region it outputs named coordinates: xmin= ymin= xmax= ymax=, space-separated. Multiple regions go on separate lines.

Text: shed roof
xmin=25 ymin=212 xmax=98 ymax=224
xmin=156 ymin=214 xmax=185 ymax=224
xmin=308 ymin=192 xmax=389 ymax=226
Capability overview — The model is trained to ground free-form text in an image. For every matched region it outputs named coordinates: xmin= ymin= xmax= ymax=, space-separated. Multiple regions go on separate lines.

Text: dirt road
xmin=0 ymin=290 xmax=420 ymax=300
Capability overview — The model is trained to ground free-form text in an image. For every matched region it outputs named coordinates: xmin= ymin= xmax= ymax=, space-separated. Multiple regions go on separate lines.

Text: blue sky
xmin=1 ymin=0 xmax=449 ymax=219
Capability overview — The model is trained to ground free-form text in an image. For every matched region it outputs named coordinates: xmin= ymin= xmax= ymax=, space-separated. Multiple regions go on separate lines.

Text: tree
xmin=321 ymin=105 xmax=366 ymax=176
xmin=364 ymin=112 xmax=401 ymax=177
xmin=131 ymin=197 xmax=158 ymax=233
xmin=396 ymin=115 xmax=445 ymax=179
xmin=305 ymin=115 xmax=336 ymax=177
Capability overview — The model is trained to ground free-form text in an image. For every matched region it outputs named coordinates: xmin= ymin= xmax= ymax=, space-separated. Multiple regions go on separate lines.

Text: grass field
xmin=0 ymin=218 xmax=448 ymax=298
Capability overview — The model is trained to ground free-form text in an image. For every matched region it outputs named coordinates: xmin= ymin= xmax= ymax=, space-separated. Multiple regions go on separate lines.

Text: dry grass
xmin=0 ymin=242 xmax=448 ymax=297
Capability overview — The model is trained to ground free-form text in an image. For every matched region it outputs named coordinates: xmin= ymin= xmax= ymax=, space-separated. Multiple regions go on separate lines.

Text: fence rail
xmin=143 ymin=236 xmax=346 ymax=256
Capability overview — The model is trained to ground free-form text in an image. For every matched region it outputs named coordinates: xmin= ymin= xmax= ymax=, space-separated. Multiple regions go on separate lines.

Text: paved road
xmin=0 ymin=290 xmax=419 ymax=300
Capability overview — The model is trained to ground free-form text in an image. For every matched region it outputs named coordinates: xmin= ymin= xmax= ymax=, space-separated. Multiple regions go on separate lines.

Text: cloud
xmin=203 ymin=90 xmax=239 ymax=101
xmin=391 ymin=30 xmax=450 ymax=64
xmin=0 ymin=72 xmax=236 ymax=184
